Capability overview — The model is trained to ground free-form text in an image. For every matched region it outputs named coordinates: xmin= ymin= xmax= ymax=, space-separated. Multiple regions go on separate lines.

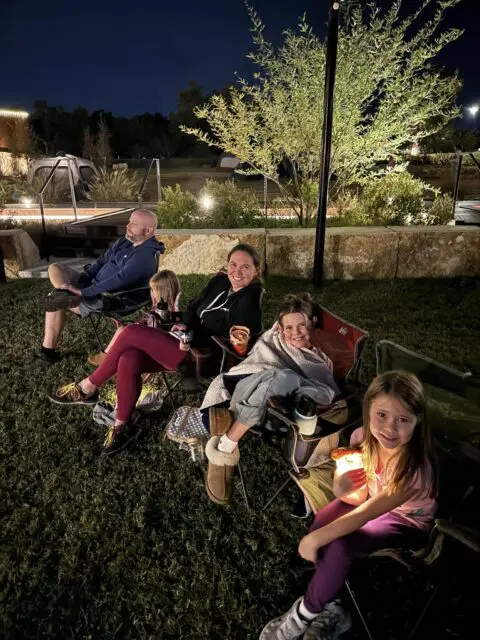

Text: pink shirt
xmin=350 ymin=428 xmax=436 ymax=530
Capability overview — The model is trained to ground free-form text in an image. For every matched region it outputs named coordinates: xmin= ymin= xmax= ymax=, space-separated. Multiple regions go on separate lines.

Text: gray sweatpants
xmin=229 ymin=369 xmax=335 ymax=427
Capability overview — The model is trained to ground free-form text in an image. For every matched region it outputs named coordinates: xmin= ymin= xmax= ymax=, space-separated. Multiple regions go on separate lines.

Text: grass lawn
xmin=1 ymin=275 xmax=479 ymax=639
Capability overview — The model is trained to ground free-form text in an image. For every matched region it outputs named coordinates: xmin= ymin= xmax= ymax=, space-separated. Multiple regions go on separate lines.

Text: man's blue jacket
xmin=80 ymin=236 xmax=165 ymax=297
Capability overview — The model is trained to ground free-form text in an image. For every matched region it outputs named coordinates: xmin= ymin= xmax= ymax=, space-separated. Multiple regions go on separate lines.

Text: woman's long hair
xmin=361 ymin=371 xmax=438 ymax=498
xmin=149 ymin=270 xmax=181 ymax=311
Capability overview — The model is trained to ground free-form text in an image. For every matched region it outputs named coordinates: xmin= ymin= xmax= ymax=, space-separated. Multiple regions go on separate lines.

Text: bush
xmin=157 ymin=180 xmax=261 ymax=229
xmin=426 ymin=193 xmax=454 ymax=225
xmin=157 ymin=184 xmax=198 ymax=228
xmin=329 ymin=191 xmax=370 ymax=226
xmin=87 ymin=167 xmax=141 ymax=202
xmin=0 ymin=176 xmax=36 ymax=207
xmin=361 ymin=172 xmax=426 ymax=225
xmin=199 ymin=179 xmax=260 ymax=228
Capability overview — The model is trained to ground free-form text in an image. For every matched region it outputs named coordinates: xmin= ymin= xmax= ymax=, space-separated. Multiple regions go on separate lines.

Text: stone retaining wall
xmin=0 ymin=229 xmax=40 ymax=278
xmin=156 ymin=227 xmax=480 ymax=279
xmin=2 ymin=226 xmax=479 ymax=281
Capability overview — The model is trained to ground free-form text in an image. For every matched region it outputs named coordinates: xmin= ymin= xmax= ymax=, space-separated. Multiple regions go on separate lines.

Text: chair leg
xmin=407 ymin=582 xmax=442 ymax=640
xmin=237 ymin=461 xmax=250 ymax=511
xmin=161 ymin=372 xmax=181 ymax=410
xmin=345 ymin=579 xmax=375 ymax=640
xmin=262 ymin=475 xmax=293 ymax=512
xmin=89 ymin=315 xmax=105 ymax=352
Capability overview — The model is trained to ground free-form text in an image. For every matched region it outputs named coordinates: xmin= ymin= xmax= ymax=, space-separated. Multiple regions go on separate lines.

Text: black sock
xmin=41 ymin=346 xmax=57 ymax=354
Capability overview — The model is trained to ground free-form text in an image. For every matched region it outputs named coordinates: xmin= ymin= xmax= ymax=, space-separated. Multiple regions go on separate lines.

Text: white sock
xmin=217 ymin=434 xmax=238 ymax=454
xmin=298 ymin=598 xmax=319 ymax=621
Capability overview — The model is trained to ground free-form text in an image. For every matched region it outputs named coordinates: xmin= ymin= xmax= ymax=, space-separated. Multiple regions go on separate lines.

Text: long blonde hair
xmin=361 ymin=371 xmax=438 ymax=497
xmin=149 ymin=270 xmax=181 ymax=311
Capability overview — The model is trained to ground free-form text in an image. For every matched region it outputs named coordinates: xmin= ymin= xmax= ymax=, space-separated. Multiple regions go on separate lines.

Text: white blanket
xmin=201 ymin=323 xmax=340 ymax=410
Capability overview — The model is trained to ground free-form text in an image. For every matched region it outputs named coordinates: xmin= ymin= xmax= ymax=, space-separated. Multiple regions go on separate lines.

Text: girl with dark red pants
xmin=48 ymin=244 xmax=263 ymax=455
xmin=260 ymin=371 xmax=438 ymax=640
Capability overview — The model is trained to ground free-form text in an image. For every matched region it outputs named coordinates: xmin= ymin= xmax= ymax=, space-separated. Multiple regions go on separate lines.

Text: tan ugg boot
xmin=205 ymin=436 xmax=240 ymax=505
xmin=88 ymin=352 xmax=107 ymax=367
xmin=208 ymin=407 xmax=234 ymax=436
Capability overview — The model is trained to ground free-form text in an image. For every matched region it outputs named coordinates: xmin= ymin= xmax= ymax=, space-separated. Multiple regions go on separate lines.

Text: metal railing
xmin=137 ymin=158 xmax=161 ymax=206
xmin=452 ymin=151 xmax=480 ymax=218
xmin=37 ymin=155 xmax=79 ymax=260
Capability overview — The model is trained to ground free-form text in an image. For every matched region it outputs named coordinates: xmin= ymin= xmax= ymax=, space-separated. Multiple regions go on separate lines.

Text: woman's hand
xmin=172 ymin=323 xmax=187 ymax=333
xmin=298 ymin=532 xmax=321 ymax=563
xmin=335 ymin=469 xmax=367 ymax=496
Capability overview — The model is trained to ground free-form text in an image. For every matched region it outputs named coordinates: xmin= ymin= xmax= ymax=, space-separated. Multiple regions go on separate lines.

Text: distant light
xmin=200 ymin=194 xmax=215 ymax=210
xmin=467 ymin=105 xmax=479 ymax=117
xmin=20 ymin=197 xmax=33 ymax=206
xmin=0 ymin=109 xmax=29 ymax=119
xmin=410 ymin=142 xmax=420 ymax=156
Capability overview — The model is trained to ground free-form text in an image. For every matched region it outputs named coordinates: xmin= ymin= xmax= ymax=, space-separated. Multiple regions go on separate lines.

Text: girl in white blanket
xmin=202 ymin=293 xmax=339 ymax=505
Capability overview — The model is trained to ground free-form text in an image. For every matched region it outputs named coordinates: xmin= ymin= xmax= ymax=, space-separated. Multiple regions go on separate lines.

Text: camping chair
xmin=87 ymin=250 xmax=163 ymax=353
xmin=344 ymin=339 xmax=480 ymax=639
xmin=345 ymin=448 xmax=480 ymax=640
xmin=248 ymin=304 xmax=370 ymax=510
xmin=160 ymin=286 xmax=265 ymax=409
xmin=159 ymin=335 xmax=248 ymax=411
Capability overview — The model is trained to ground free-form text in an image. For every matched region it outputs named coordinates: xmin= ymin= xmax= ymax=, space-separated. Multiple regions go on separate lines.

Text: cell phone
xmin=170 ymin=329 xmax=193 ymax=344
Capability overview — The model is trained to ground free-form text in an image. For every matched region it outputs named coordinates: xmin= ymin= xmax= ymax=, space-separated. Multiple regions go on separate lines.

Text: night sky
xmin=1 ymin=0 xmax=478 ymax=121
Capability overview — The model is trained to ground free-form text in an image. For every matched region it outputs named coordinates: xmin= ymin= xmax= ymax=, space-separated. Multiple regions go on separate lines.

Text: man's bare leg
xmin=42 ymin=307 xmax=80 ymax=349
xmin=40 ymin=263 xmax=81 ymax=355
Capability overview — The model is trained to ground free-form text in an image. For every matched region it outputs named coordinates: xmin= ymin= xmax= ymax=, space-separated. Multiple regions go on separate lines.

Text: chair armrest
xmin=435 ymin=519 xmax=480 ymax=553
xmin=102 ymin=285 xmax=149 ymax=298
xmin=210 ymin=335 xmax=245 ymax=372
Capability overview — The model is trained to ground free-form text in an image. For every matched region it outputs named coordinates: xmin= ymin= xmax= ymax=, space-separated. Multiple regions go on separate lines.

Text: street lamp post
xmin=313 ymin=1 xmax=342 ymax=287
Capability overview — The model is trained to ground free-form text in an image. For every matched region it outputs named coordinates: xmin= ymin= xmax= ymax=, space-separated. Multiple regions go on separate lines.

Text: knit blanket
xmin=201 ymin=323 xmax=340 ymax=410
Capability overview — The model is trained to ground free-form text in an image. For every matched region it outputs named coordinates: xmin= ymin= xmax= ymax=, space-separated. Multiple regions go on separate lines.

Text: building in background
xmin=0 ymin=108 xmax=30 ymax=175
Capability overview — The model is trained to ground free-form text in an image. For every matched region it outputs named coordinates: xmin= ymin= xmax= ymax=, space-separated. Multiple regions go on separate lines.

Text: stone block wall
xmin=155 ymin=227 xmax=480 ymax=279
xmin=0 ymin=229 xmax=40 ymax=278
xmin=158 ymin=229 xmax=266 ymax=274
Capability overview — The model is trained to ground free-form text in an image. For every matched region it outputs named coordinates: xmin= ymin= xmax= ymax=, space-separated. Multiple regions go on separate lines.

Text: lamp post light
xmin=467 ymin=105 xmax=479 ymax=118
xmin=200 ymin=194 xmax=215 ymax=211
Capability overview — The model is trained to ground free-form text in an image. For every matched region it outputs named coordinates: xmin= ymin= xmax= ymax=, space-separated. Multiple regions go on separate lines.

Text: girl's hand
xmin=336 ymin=469 xmax=367 ymax=496
xmin=172 ymin=323 xmax=187 ymax=332
xmin=298 ymin=532 xmax=320 ymax=563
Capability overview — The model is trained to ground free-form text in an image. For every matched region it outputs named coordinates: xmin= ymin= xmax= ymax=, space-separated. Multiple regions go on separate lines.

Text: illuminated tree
xmin=183 ymin=0 xmax=463 ymax=224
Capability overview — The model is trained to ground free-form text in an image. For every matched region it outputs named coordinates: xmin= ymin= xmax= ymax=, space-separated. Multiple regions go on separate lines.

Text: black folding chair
xmin=87 ymin=250 xmax=163 ymax=353
xmin=345 ymin=450 xmax=480 ymax=640
xmin=344 ymin=340 xmax=480 ymax=639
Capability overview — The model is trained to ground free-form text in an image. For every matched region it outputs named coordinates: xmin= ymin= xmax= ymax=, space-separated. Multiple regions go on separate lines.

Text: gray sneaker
xmin=260 ymin=598 xmax=310 ymax=640
xmin=303 ymin=600 xmax=352 ymax=640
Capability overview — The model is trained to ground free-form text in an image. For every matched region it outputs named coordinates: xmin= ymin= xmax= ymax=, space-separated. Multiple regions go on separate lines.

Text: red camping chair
xmin=245 ymin=305 xmax=370 ymax=511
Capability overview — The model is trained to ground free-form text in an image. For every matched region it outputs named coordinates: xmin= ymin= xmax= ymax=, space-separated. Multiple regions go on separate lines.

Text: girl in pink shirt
xmin=260 ymin=370 xmax=438 ymax=640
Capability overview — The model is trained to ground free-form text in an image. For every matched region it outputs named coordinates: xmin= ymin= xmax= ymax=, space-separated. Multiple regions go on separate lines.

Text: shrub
xmin=87 ymin=167 xmax=141 ymax=202
xmin=361 ymin=172 xmax=426 ymax=225
xmin=329 ymin=191 xmax=370 ymax=226
xmin=199 ymin=179 xmax=260 ymax=228
xmin=426 ymin=193 xmax=454 ymax=225
xmin=157 ymin=184 xmax=198 ymax=228
xmin=29 ymin=176 xmax=71 ymax=203
xmin=0 ymin=176 xmax=36 ymax=207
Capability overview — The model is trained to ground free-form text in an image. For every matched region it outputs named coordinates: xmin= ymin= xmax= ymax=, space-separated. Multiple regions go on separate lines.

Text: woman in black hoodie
xmin=48 ymin=244 xmax=263 ymax=454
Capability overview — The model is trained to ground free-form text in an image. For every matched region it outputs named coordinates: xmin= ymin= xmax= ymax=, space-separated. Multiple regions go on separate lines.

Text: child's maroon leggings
xmin=89 ymin=324 xmax=186 ymax=421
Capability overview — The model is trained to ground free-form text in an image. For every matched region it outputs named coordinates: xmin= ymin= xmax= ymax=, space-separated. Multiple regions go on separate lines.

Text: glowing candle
xmin=332 ymin=448 xmax=364 ymax=474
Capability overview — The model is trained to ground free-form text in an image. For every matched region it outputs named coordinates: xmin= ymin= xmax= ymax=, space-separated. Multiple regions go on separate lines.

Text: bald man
xmin=36 ymin=209 xmax=165 ymax=365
